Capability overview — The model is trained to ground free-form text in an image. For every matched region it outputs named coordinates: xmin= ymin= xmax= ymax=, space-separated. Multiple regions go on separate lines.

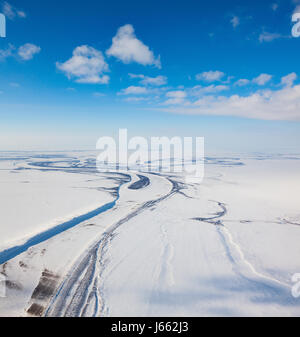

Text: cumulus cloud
xmin=281 ymin=72 xmax=297 ymax=87
xmin=189 ymin=84 xmax=229 ymax=95
xmin=124 ymin=96 xmax=148 ymax=102
xmin=129 ymin=74 xmax=167 ymax=86
xmin=0 ymin=43 xmax=15 ymax=61
xmin=18 ymin=43 xmax=41 ymax=60
xmin=230 ymin=16 xmax=240 ymax=28
xmin=140 ymin=75 xmax=167 ymax=86
xmin=2 ymin=2 xmax=26 ymax=20
xmin=106 ymin=24 xmax=161 ymax=68
xmin=56 ymin=45 xmax=109 ymax=84
xmin=161 ymin=86 xmax=228 ymax=105
xmin=161 ymin=77 xmax=300 ymax=121
xmin=0 ymin=43 xmax=40 ymax=62
xmin=233 ymin=74 xmax=272 ymax=86
xmin=163 ymin=90 xmax=187 ymax=105
xmin=252 ymin=73 xmax=272 ymax=85
xmin=234 ymin=79 xmax=250 ymax=86
xmin=196 ymin=70 xmax=225 ymax=82
xmin=119 ymin=86 xmax=149 ymax=95
xmin=128 ymin=74 xmax=144 ymax=79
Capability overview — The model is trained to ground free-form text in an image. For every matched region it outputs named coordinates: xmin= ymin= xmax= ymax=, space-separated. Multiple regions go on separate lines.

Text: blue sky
xmin=0 ymin=0 xmax=300 ymax=151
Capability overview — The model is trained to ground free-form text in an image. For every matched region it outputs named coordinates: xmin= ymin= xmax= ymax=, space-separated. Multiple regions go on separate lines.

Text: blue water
xmin=0 ymin=179 xmax=129 ymax=265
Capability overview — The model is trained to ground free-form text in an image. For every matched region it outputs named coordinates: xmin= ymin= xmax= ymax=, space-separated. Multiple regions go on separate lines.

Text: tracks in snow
xmin=193 ymin=200 xmax=291 ymax=292
xmin=45 ymin=236 xmax=104 ymax=317
xmin=158 ymin=224 xmax=175 ymax=288
xmin=44 ymin=173 xmax=183 ymax=317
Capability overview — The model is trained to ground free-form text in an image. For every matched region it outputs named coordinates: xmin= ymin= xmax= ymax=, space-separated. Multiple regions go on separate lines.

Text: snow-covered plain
xmin=0 ymin=151 xmax=300 ymax=316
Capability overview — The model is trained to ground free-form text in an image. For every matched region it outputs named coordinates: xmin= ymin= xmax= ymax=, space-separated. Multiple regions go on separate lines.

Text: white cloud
xmin=163 ymin=90 xmax=187 ymax=105
xmin=189 ymin=84 xmax=229 ymax=95
xmin=0 ymin=43 xmax=15 ymax=61
xmin=56 ymin=45 xmax=109 ymax=84
xmin=166 ymin=91 xmax=186 ymax=98
xmin=259 ymin=31 xmax=282 ymax=42
xmin=196 ymin=70 xmax=225 ymax=82
xmin=1 ymin=43 xmax=40 ymax=62
xmin=162 ymin=86 xmax=228 ymax=105
xmin=161 ymin=83 xmax=300 ymax=121
xmin=128 ymin=73 xmax=144 ymax=79
xmin=252 ymin=73 xmax=272 ymax=85
xmin=106 ymin=24 xmax=161 ymax=68
xmin=140 ymin=75 xmax=167 ymax=86
xmin=124 ymin=96 xmax=148 ymax=102
xmin=2 ymin=2 xmax=26 ymax=20
xmin=129 ymin=74 xmax=167 ymax=86
xmin=234 ymin=79 xmax=250 ymax=86
xmin=119 ymin=86 xmax=149 ymax=95
xmin=141 ymin=76 xmax=167 ymax=86
xmin=230 ymin=16 xmax=240 ymax=28
xmin=281 ymin=72 xmax=297 ymax=87
xmin=18 ymin=43 xmax=41 ymax=60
